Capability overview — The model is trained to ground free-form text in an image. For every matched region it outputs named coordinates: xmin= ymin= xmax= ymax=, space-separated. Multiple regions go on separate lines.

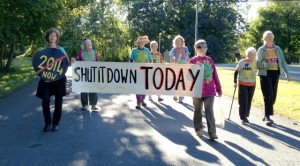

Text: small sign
xmin=33 ymin=48 xmax=68 ymax=82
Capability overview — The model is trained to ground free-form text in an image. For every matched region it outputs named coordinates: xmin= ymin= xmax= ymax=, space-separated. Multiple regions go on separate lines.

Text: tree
xmin=0 ymin=0 xmax=95 ymax=72
xmin=123 ymin=0 xmax=245 ymax=63
xmin=0 ymin=1 xmax=61 ymax=72
xmin=239 ymin=1 xmax=300 ymax=63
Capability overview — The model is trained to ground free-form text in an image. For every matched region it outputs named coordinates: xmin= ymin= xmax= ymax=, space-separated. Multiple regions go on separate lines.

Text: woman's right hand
xmin=71 ymin=57 xmax=76 ymax=63
xmin=233 ymin=83 xmax=237 ymax=88
xmin=262 ymin=60 xmax=268 ymax=68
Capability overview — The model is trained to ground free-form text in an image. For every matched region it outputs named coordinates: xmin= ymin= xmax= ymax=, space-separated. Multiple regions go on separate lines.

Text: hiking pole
xmin=228 ymin=86 xmax=237 ymax=120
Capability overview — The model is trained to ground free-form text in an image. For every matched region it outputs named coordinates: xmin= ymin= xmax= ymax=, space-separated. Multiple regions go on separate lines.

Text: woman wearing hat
xmin=129 ymin=36 xmax=152 ymax=109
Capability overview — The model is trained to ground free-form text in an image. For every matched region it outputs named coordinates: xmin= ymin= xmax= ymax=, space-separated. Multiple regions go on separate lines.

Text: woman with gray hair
xmin=234 ymin=47 xmax=257 ymax=124
xmin=71 ymin=39 xmax=99 ymax=111
xmin=257 ymin=30 xmax=290 ymax=126
xmin=188 ymin=39 xmax=222 ymax=140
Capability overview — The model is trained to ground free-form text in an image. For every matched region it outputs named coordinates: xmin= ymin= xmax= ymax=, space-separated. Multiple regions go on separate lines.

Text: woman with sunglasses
xmin=188 ymin=39 xmax=222 ymax=140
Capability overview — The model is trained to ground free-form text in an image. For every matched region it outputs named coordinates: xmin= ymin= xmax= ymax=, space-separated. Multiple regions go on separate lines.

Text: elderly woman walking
xmin=257 ymin=30 xmax=290 ymax=126
xmin=71 ymin=39 xmax=99 ymax=111
xmin=188 ymin=39 xmax=222 ymax=140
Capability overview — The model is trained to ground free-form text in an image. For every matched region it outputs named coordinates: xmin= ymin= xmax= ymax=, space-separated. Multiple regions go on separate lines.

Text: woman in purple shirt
xmin=188 ymin=39 xmax=222 ymax=140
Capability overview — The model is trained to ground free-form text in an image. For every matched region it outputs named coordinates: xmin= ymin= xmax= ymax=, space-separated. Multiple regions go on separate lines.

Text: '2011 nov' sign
xmin=72 ymin=61 xmax=204 ymax=98
xmin=33 ymin=48 xmax=68 ymax=82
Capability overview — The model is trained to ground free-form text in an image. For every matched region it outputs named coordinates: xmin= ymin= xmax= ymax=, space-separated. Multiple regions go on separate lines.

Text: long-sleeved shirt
xmin=188 ymin=55 xmax=222 ymax=97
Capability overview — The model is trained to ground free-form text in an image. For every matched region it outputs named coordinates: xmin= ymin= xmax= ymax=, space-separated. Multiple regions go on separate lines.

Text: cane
xmin=228 ymin=86 xmax=237 ymax=120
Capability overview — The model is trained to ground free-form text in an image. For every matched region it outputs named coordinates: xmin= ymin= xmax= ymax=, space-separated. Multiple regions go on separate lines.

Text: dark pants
xmin=81 ymin=93 xmax=98 ymax=106
xmin=36 ymin=77 xmax=66 ymax=126
xmin=260 ymin=70 xmax=280 ymax=116
xmin=238 ymin=85 xmax=255 ymax=120
xmin=41 ymin=88 xmax=63 ymax=126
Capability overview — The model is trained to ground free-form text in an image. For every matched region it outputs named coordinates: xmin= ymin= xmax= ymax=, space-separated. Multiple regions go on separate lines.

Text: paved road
xmin=216 ymin=64 xmax=300 ymax=82
xmin=0 ymin=76 xmax=299 ymax=165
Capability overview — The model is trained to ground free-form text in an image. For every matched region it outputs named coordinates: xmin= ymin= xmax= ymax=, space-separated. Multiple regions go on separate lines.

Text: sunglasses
xmin=196 ymin=44 xmax=207 ymax=49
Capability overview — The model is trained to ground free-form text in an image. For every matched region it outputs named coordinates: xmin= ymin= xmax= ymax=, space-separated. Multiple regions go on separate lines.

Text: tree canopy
xmin=1 ymin=0 xmax=299 ymax=73
xmin=238 ymin=1 xmax=300 ymax=63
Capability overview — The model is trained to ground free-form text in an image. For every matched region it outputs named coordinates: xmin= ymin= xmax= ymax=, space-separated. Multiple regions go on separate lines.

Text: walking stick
xmin=228 ymin=86 xmax=237 ymax=120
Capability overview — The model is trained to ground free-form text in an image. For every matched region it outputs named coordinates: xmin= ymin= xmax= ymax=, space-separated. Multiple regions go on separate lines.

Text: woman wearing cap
xmin=257 ymin=30 xmax=290 ymax=126
xmin=188 ymin=39 xmax=222 ymax=140
xmin=129 ymin=36 xmax=152 ymax=109
xmin=71 ymin=39 xmax=99 ymax=111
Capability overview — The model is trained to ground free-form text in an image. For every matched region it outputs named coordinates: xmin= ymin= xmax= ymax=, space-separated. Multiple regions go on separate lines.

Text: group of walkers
xmin=234 ymin=31 xmax=290 ymax=127
xmin=34 ymin=28 xmax=290 ymax=141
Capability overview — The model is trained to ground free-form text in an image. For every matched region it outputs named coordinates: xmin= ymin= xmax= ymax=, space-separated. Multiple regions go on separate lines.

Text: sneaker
xmin=81 ymin=106 xmax=88 ymax=110
xmin=43 ymin=124 xmax=51 ymax=132
xmin=52 ymin=125 xmax=59 ymax=131
xmin=173 ymin=96 xmax=178 ymax=101
xmin=263 ymin=116 xmax=273 ymax=126
xmin=209 ymin=134 xmax=218 ymax=140
xmin=91 ymin=105 xmax=99 ymax=111
xmin=195 ymin=130 xmax=203 ymax=137
xmin=141 ymin=101 xmax=147 ymax=107
xmin=136 ymin=102 xmax=141 ymax=109
xmin=158 ymin=98 xmax=163 ymax=102
xmin=241 ymin=118 xmax=249 ymax=125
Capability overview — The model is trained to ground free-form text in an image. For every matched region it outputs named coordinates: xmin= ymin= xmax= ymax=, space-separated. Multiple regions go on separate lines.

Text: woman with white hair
xmin=72 ymin=39 xmax=99 ymax=111
xmin=234 ymin=47 xmax=257 ymax=124
xmin=257 ymin=30 xmax=290 ymax=126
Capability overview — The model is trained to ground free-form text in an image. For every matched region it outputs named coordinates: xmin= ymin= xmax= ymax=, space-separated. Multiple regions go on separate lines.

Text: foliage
xmin=0 ymin=57 xmax=37 ymax=98
xmin=238 ymin=1 xmax=300 ymax=63
xmin=0 ymin=1 xmax=60 ymax=72
xmin=124 ymin=0 xmax=245 ymax=63
xmin=0 ymin=0 xmax=95 ymax=73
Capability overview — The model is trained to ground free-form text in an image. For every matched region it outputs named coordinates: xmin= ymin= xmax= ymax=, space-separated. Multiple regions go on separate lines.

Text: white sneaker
xmin=81 ymin=106 xmax=88 ymax=110
xmin=173 ymin=96 xmax=178 ymax=101
xmin=91 ymin=105 xmax=99 ymax=112
xmin=195 ymin=130 xmax=203 ymax=137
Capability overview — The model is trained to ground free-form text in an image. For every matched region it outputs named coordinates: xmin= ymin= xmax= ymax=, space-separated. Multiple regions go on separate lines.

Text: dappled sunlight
xmin=69 ymin=152 xmax=89 ymax=166
xmin=22 ymin=112 xmax=33 ymax=118
xmin=0 ymin=115 xmax=9 ymax=121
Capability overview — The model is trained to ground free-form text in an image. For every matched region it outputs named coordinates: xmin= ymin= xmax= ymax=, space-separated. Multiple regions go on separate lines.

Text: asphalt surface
xmin=0 ymin=71 xmax=299 ymax=166
xmin=216 ymin=64 xmax=300 ymax=82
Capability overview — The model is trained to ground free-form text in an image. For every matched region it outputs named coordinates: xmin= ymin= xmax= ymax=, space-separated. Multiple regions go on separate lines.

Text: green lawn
xmin=0 ymin=56 xmax=37 ymax=98
xmin=217 ymin=67 xmax=300 ymax=122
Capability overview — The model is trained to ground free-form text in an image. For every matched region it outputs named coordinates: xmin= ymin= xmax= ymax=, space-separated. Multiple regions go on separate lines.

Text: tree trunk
xmin=0 ymin=45 xmax=4 ymax=71
xmin=4 ymin=44 xmax=15 ymax=72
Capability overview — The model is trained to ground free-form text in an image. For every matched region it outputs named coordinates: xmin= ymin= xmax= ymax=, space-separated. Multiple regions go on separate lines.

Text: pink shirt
xmin=188 ymin=55 xmax=222 ymax=97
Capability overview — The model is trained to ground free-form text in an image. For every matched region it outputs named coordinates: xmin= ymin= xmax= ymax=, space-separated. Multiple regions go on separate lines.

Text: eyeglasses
xmin=196 ymin=44 xmax=207 ymax=49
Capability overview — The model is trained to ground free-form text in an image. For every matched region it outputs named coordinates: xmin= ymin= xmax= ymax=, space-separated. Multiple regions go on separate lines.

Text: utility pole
xmin=159 ymin=33 xmax=162 ymax=53
xmin=195 ymin=0 xmax=199 ymax=42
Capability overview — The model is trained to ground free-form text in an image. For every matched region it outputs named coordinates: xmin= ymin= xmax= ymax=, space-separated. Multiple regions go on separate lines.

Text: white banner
xmin=72 ymin=62 xmax=204 ymax=97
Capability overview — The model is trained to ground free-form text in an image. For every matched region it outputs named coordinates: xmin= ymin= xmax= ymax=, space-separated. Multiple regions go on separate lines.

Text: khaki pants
xmin=192 ymin=96 xmax=216 ymax=135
